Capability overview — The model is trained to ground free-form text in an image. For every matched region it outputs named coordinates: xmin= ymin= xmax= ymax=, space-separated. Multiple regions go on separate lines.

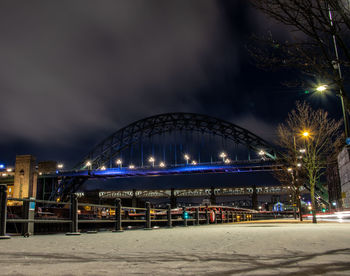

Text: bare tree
xmin=249 ymin=0 xmax=350 ymax=128
xmin=277 ymin=102 xmax=341 ymax=223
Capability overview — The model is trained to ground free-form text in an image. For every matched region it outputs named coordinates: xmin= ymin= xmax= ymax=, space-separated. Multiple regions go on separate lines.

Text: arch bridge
xmin=51 ymin=112 xmax=278 ymax=201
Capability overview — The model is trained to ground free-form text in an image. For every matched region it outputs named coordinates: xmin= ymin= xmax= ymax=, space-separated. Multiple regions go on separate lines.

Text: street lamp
xmin=129 ymin=164 xmax=135 ymax=169
xmin=184 ymin=154 xmax=190 ymax=165
xmin=57 ymin=163 xmax=64 ymax=169
xmin=191 ymin=160 xmax=197 ymax=165
xmin=159 ymin=162 xmax=165 ymax=168
xmin=224 ymin=158 xmax=231 ymax=164
xmin=116 ymin=159 xmax=122 ymax=169
xmin=219 ymin=152 xmax=227 ymax=162
xmin=86 ymin=161 xmax=92 ymax=170
xmin=148 ymin=156 xmax=155 ymax=167
xmin=100 ymin=166 xmax=106 ymax=171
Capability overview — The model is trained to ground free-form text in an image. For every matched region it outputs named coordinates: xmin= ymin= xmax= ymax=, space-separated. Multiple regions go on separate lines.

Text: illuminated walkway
xmin=1 ymin=222 xmax=350 ymax=275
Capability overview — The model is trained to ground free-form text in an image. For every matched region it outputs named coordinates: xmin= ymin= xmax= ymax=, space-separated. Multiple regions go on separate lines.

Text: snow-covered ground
xmin=1 ymin=222 xmax=350 ymax=275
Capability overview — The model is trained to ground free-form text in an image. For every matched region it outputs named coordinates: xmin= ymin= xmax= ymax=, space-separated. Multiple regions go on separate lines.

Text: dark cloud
xmin=0 ymin=1 xmax=232 ymax=146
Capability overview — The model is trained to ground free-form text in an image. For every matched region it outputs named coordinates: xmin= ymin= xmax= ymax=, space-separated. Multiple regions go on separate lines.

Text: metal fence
xmin=0 ymin=185 xmax=254 ymax=239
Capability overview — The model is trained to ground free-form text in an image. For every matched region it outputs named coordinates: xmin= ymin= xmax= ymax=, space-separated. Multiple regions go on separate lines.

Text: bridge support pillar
xmin=144 ymin=202 xmax=152 ymax=230
xmin=66 ymin=194 xmax=80 ymax=236
xmin=113 ymin=198 xmax=123 ymax=232
xmin=167 ymin=204 xmax=172 ymax=228
xmin=0 ymin=185 xmax=10 ymax=239
xmin=214 ymin=209 xmax=217 ymax=224
xmin=170 ymin=188 xmax=177 ymax=208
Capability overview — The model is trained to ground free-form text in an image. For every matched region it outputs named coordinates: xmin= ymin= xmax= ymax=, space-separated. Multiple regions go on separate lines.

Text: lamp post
xmin=148 ymin=157 xmax=155 ymax=167
xmin=219 ymin=152 xmax=227 ymax=162
xmin=317 ymin=6 xmax=350 ymax=139
xmin=116 ymin=159 xmax=122 ymax=169
xmin=184 ymin=154 xmax=190 ymax=165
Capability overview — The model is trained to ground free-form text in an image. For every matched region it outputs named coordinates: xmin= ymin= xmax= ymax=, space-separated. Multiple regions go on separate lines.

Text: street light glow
xmin=287 ymin=167 xmax=293 ymax=172
xmin=116 ymin=159 xmax=122 ymax=165
xmin=57 ymin=163 xmax=64 ymax=169
xmin=297 ymin=163 xmax=302 ymax=167
xmin=148 ymin=157 xmax=155 ymax=163
xmin=316 ymin=84 xmax=327 ymax=92
xmin=219 ymin=152 xmax=227 ymax=158
xmin=191 ymin=160 xmax=197 ymax=165
xmin=184 ymin=154 xmax=190 ymax=160
xmin=159 ymin=162 xmax=165 ymax=167
xmin=258 ymin=150 xmax=265 ymax=156
xmin=129 ymin=164 xmax=135 ymax=169
xmin=86 ymin=161 xmax=91 ymax=167
xmin=299 ymin=149 xmax=306 ymax=153
xmin=302 ymin=131 xmax=310 ymax=138
xmin=224 ymin=158 xmax=231 ymax=164
xmin=101 ymin=166 xmax=106 ymax=170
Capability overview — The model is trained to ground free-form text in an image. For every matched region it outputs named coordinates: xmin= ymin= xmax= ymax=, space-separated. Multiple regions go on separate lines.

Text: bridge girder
xmin=75 ymin=112 xmax=277 ymax=170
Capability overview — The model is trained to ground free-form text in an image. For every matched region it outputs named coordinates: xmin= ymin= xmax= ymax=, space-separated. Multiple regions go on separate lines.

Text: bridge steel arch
xmin=75 ymin=112 xmax=277 ymax=170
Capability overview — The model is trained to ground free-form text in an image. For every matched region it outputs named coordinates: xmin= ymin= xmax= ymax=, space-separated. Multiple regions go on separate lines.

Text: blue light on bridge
xmin=0 ymin=164 xmax=4 ymax=169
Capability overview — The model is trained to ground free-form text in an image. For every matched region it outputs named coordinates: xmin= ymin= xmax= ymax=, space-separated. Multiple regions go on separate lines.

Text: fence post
xmin=167 ymin=204 xmax=172 ymax=228
xmin=144 ymin=202 xmax=152 ymax=230
xmin=195 ymin=208 xmax=200 ymax=226
xmin=0 ymin=185 xmax=10 ymax=239
xmin=113 ymin=198 xmax=123 ymax=232
xmin=66 ymin=194 xmax=80 ymax=235
xmin=205 ymin=208 xmax=209 ymax=225
xmin=183 ymin=207 xmax=188 ymax=227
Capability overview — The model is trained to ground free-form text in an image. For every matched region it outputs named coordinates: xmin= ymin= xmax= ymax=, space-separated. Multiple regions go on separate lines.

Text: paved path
xmin=1 ymin=222 xmax=350 ymax=275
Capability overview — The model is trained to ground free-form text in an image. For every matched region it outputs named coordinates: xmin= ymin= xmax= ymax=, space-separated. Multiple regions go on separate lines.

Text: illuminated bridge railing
xmin=53 ymin=161 xmax=282 ymax=179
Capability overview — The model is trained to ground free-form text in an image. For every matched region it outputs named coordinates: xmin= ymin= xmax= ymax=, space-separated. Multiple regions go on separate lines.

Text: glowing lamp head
xmin=191 ymin=160 xmax=197 ymax=165
xmin=86 ymin=161 xmax=92 ymax=167
xmin=159 ymin=162 xmax=165 ymax=168
xmin=287 ymin=167 xmax=293 ymax=172
xmin=224 ymin=159 xmax=231 ymax=164
xmin=258 ymin=150 xmax=265 ymax=156
xmin=129 ymin=164 xmax=135 ymax=169
xmin=57 ymin=163 xmax=64 ymax=169
xmin=184 ymin=154 xmax=190 ymax=160
xmin=297 ymin=163 xmax=302 ymax=167
xmin=299 ymin=149 xmax=306 ymax=153
xmin=316 ymin=84 xmax=327 ymax=92
xmin=101 ymin=166 xmax=106 ymax=170
xmin=116 ymin=159 xmax=122 ymax=165
xmin=148 ymin=157 xmax=155 ymax=163
xmin=302 ymin=131 xmax=310 ymax=137
xmin=219 ymin=152 xmax=227 ymax=158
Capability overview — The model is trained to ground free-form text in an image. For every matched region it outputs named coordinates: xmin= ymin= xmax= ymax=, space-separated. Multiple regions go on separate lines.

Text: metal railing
xmin=0 ymin=185 xmax=255 ymax=238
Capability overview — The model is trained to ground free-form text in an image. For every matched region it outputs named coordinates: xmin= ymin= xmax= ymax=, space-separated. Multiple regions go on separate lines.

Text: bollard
xmin=113 ymin=198 xmax=123 ymax=232
xmin=0 ymin=185 xmax=10 ymax=239
xmin=66 ymin=194 xmax=80 ymax=235
xmin=195 ymin=208 xmax=200 ymax=226
xmin=167 ymin=204 xmax=172 ymax=228
xmin=144 ymin=202 xmax=152 ymax=230
xmin=220 ymin=210 xmax=224 ymax=223
xmin=205 ymin=208 xmax=209 ymax=225
xmin=182 ymin=207 xmax=188 ymax=227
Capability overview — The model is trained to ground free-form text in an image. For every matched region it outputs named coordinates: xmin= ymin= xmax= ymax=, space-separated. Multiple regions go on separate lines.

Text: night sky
xmin=0 ymin=1 xmax=343 ymax=168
